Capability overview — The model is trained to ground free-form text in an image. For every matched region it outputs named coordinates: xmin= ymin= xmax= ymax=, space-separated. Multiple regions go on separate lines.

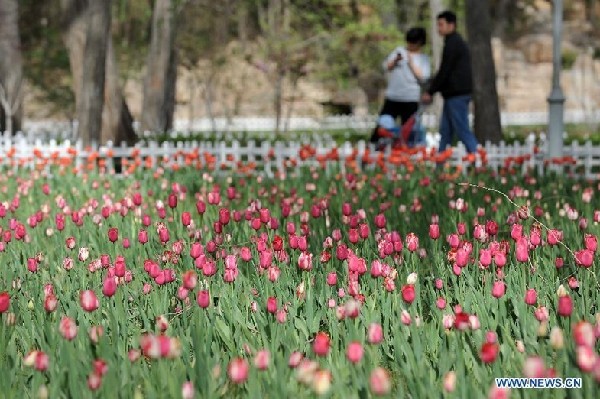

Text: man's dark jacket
xmin=427 ymin=31 xmax=472 ymax=99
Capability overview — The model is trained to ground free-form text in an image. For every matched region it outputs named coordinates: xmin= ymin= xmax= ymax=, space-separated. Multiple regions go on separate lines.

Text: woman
xmin=371 ymin=27 xmax=430 ymax=146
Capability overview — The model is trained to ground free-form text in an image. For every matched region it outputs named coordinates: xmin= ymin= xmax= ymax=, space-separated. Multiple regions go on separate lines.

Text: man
xmin=422 ymin=11 xmax=479 ymax=156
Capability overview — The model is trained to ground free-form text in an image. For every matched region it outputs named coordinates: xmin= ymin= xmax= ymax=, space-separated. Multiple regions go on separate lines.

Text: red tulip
xmin=267 ymin=297 xmax=278 ymax=314
xmin=401 ymin=284 xmax=415 ymax=304
xmin=181 ymin=211 xmax=191 ymax=227
xmin=429 ymin=224 xmax=440 ymax=239
xmin=557 ymin=295 xmax=573 ymax=317
xmin=313 ymin=332 xmax=330 ymax=356
xmin=0 ymin=292 xmax=10 ymax=313
xmin=102 ymin=276 xmax=117 ymax=297
xmin=197 ymin=290 xmax=210 ymax=308
xmin=167 ymin=194 xmax=177 ymax=209
xmin=107 ymin=227 xmax=118 ymax=243
xmin=480 ymin=342 xmax=499 ymax=363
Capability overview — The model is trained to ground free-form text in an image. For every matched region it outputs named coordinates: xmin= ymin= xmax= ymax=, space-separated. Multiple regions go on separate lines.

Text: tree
xmin=141 ymin=0 xmax=177 ymax=134
xmin=465 ymin=0 xmax=502 ymax=144
xmin=61 ymin=0 xmax=111 ymax=146
xmin=0 ymin=0 xmax=24 ymax=134
xmin=61 ymin=0 xmax=136 ymax=146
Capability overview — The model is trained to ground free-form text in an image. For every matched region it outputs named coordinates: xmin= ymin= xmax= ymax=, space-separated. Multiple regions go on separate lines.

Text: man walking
xmin=422 ymin=10 xmax=479 ymax=157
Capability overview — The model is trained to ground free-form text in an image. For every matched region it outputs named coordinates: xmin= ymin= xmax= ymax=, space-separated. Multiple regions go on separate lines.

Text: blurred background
xmin=1 ymin=0 xmax=599 ymax=144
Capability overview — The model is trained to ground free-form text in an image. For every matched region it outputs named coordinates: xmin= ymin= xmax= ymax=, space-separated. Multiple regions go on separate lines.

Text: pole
xmin=547 ymin=0 xmax=565 ymax=164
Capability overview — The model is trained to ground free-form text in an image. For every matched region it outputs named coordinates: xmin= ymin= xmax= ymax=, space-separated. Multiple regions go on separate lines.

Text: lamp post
xmin=547 ymin=0 xmax=565 ymax=164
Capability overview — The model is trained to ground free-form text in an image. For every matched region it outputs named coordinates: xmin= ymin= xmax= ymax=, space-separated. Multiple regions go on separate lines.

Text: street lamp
xmin=547 ymin=0 xmax=565 ymax=163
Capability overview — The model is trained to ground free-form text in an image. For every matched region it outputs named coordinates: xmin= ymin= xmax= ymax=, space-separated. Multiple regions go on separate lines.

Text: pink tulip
xmin=436 ymin=297 xmax=446 ymax=309
xmin=576 ymin=346 xmax=597 ymax=372
xmin=80 ymin=290 xmax=99 ymax=312
xmin=288 ymin=351 xmax=303 ymax=368
xmin=59 ymin=316 xmax=78 ymax=341
xmin=227 ymin=358 xmax=249 ymax=384
xmin=102 ymin=276 xmax=117 ymax=297
xmin=254 ymin=350 xmax=270 ymax=370
xmin=557 ymin=296 xmax=573 ymax=317
xmin=346 ymin=342 xmax=364 ymax=364
xmin=24 ymin=350 xmax=49 ymax=371
xmin=524 ymin=288 xmax=537 ymax=306
xmin=491 ymin=281 xmax=506 ymax=298
xmin=370 ymin=367 xmax=392 ymax=396
xmin=367 ymin=323 xmax=384 ymax=344
xmin=197 ymin=290 xmax=210 ymax=308
xmin=523 ymin=356 xmax=545 ymax=378
xmin=182 ymin=381 xmax=194 ymax=399
xmin=575 ymin=249 xmax=594 ymax=268
xmin=573 ymin=321 xmax=595 ymax=347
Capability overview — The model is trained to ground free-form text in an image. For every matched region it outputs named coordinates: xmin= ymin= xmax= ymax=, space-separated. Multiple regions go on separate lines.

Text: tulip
xmin=370 ymin=367 xmax=392 ymax=396
xmin=557 ymin=296 xmax=573 ymax=317
xmin=367 ymin=323 xmax=384 ymax=344
xmin=59 ymin=316 xmax=78 ymax=340
xmin=313 ymin=332 xmax=330 ymax=356
xmin=254 ymin=349 xmax=270 ymax=370
xmin=267 ymin=297 xmax=278 ymax=314
xmin=80 ymin=290 xmax=99 ymax=312
xmin=181 ymin=381 xmax=194 ymax=399
xmin=197 ymin=290 xmax=210 ymax=308
xmin=443 ymin=371 xmax=456 ymax=392
xmin=523 ymin=356 xmax=545 ymax=378
xmin=401 ymin=284 xmax=415 ymax=304
xmin=24 ymin=351 xmax=49 ymax=371
xmin=480 ymin=342 xmax=499 ymax=364
xmin=524 ymin=288 xmax=537 ymax=306
xmin=227 ymin=358 xmax=249 ymax=384
xmin=0 ymin=292 xmax=9 ymax=313
xmin=107 ymin=227 xmax=118 ymax=243
xmin=491 ymin=281 xmax=506 ymax=298
xmin=44 ymin=294 xmax=58 ymax=312
xmin=576 ymin=346 xmax=597 ymax=372
xmin=346 ymin=342 xmax=364 ymax=364
xmin=549 ymin=327 xmax=564 ymax=350
xmin=288 ymin=351 xmax=303 ymax=368
xmin=312 ymin=370 xmax=332 ymax=395
xmin=573 ymin=321 xmax=595 ymax=347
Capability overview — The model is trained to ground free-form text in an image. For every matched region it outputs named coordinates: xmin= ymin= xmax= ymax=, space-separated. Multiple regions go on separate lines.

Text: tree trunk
xmin=62 ymin=0 xmax=136 ymax=146
xmin=141 ymin=0 xmax=177 ymax=134
xmin=0 ymin=0 xmax=23 ymax=134
xmin=76 ymin=0 xmax=111 ymax=146
xmin=465 ymin=0 xmax=503 ymax=144
xmin=101 ymin=39 xmax=137 ymax=146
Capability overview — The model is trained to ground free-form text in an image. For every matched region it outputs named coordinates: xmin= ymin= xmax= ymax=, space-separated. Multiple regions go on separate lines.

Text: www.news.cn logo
xmin=495 ymin=378 xmax=582 ymax=389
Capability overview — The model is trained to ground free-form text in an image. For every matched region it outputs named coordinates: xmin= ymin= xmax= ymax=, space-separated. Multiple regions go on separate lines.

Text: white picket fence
xmin=1 ymin=131 xmax=600 ymax=179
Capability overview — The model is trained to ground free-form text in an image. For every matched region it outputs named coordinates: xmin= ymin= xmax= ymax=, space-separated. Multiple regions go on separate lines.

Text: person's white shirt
xmin=383 ymin=47 xmax=431 ymax=103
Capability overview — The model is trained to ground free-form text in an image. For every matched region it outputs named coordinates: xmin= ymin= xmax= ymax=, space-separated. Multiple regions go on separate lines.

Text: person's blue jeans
xmin=438 ymin=95 xmax=479 ymax=153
